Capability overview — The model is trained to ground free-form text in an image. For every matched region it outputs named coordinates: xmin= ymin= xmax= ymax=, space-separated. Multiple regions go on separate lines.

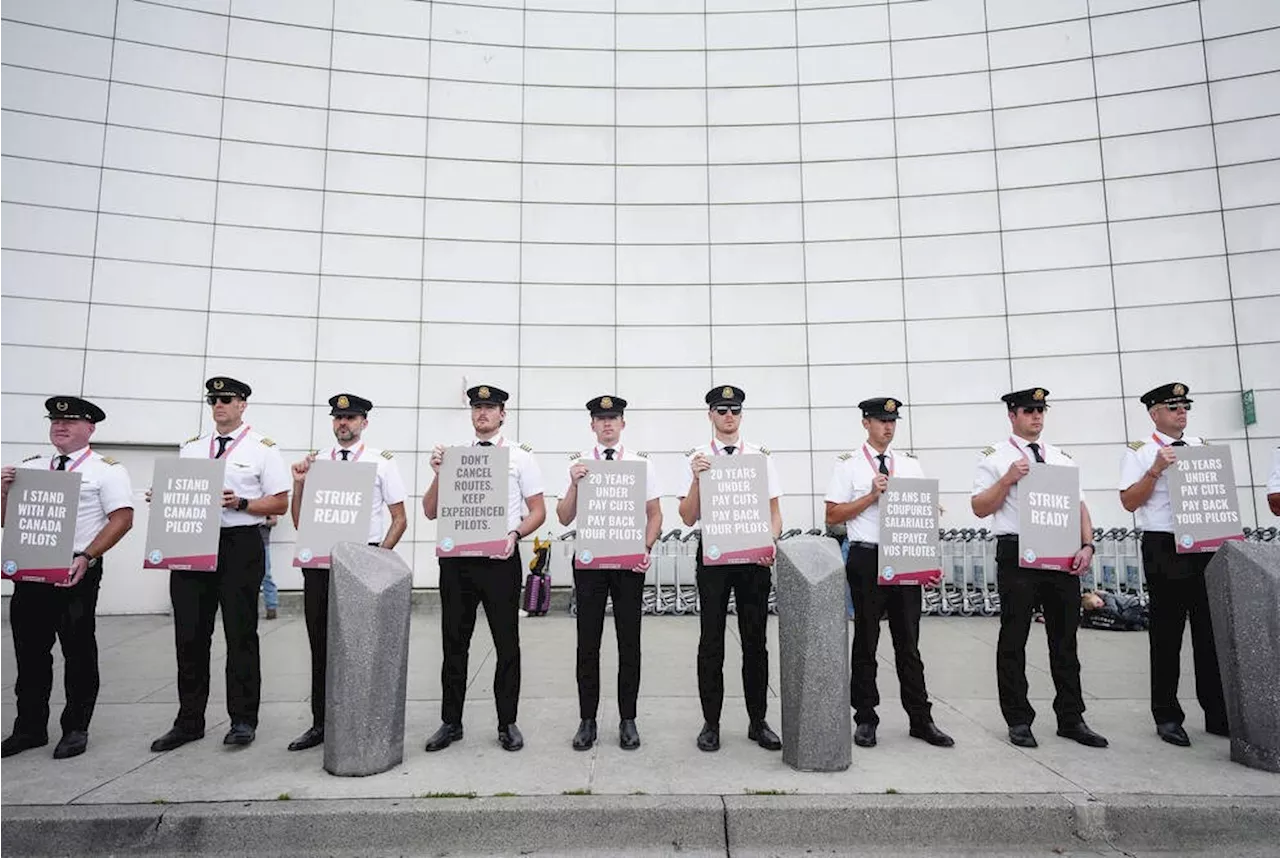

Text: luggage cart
xmin=1120 ymin=528 xmax=1145 ymax=603
xmin=559 ymin=530 xmax=578 ymax=616
xmin=924 ymin=529 xmax=954 ymax=616
xmin=675 ymin=529 xmax=701 ymax=615
xmin=940 ymin=529 xmax=970 ymax=615
xmin=650 ymin=528 xmax=683 ymax=615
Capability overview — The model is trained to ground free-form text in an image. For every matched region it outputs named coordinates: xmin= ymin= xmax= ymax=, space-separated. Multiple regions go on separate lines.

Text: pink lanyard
xmin=210 ymin=425 xmax=251 ymax=459
xmin=593 ymin=446 xmax=623 ymax=460
xmin=1009 ymin=436 xmax=1034 ymax=464
xmin=863 ymin=444 xmax=892 ymax=476
xmin=332 ymin=443 xmax=365 ymax=462
xmin=50 ymin=449 xmax=92 ymax=472
xmin=1151 ymin=433 xmax=1169 ymax=448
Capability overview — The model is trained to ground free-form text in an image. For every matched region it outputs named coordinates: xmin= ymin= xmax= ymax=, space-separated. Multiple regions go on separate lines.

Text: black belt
xmin=848 ymin=541 xmax=878 ymax=551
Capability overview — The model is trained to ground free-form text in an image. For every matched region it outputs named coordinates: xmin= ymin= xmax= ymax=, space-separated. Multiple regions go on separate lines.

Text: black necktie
xmin=1171 ymin=440 xmax=1187 ymax=447
xmin=603 ymin=448 xmax=615 ymax=460
xmin=724 ymin=445 xmax=736 ymax=455
xmin=1027 ymin=442 xmax=1045 ymax=463
xmin=340 ymin=450 xmax=350 ymax=461
xmin=876 ymin=454 xmax=889 ymax=475
xmin=215 ymin=436 xmax=232 ymax=458
xmin=55 ymin=455 xmax=69 ymax=471
xmin=478 ymin=441 xmax=493 ymax=447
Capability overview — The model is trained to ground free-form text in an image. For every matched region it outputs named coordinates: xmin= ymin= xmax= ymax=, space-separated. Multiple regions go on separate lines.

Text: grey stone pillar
xmin=1205 ymin=540 xmax=1280 ymax=772
xmin=323 ymin=543 xmax=413 ymax=777
xmin=776 ymin=536 xmax=851 ymax=772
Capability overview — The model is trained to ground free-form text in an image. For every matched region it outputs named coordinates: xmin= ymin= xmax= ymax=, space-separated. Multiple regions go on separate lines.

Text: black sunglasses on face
xmin=1163 ymin=403 xmax=1191 ymax=413
xmin=1019 ymin=406 xmax=1047 ymax=414
xmin=206 ymin=395 xmax=239 ymax=405
xmin=714 ymin=405 xmax=742 ymax=415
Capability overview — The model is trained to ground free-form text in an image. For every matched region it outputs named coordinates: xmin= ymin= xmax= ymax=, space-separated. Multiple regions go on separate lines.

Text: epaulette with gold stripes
xmin=185 ymin=434 xmax=201 ymax=444
xmin=21 ymin=454 xmax=40 ymax=463
xmin=101 ymin=456 xmax=119 ymax=465
xmin=684 ymin=448 xmax=696 ymax=457
xmin=519 ymin=442 xmax=533 ymax=453
xmin=569 ymin=452 xmax=581 ymax=460
xmin=1127 ymin=440 xmax=1144 ymax=451
xmin=380 ymin=450 xmax=394 ymax=459
xmin=759 ymin=446 xmax=771 ymax=455
xmin=1060 ymin=449 xmax=1073 ymax=460
xmin=837 ymin=452 xmax=852 ymax=461
xmin=981 ymin=446 xmax=996 ymax=457
xmin=260 ymin=437 xmax=276 ymax=447
xmin=636 ymin=451 xmax=649 ymax=459
xmin=901 ymin=451 xmax=917 ymax=459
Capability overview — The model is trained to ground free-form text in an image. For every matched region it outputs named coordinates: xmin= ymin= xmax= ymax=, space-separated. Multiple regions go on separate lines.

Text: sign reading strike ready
xmin=294 ymin=460 xmax=377 ymax=568
xmin=1017 ymin=464 xmax=1081 ymax=571
xmin=575 ymin=460 xmax=646 ymax=570
xmin=699 ymin=453 xmax=772 ymax=565
xmin=877 ymin=477 xmax=941 ymax=586
xmin=144 ymin=459 xmax=225 ymax=571
xmin=437 ymin=446 xmax=509 ymax=558
xmin=1166 ymin=445 xmax=1244 ymax=553
xmin=2 ymin=470 xmax=81 ymax=584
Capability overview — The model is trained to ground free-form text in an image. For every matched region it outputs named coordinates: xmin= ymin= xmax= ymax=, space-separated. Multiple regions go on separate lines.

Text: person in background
xmin=259 ymin=514 xmax=278 ymax=620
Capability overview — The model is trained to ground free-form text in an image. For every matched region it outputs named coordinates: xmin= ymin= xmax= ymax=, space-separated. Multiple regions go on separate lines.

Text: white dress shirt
xmin=825 ymin=443 xmax=926 ymax=544
xmin=180 ymin=426 xmax=290 ymax=528
xmin=1266 ymin=447 xmax=1280 ymax=497
xmin=563 ymin=444 xmax=662 ymax=505
xmin=678 ymin=438 xmax=782 ymax=511
xmin=972 ymin=436 xmax=1080 ymax=536
xmin=1118 ymin=429 xmax=1205 ymax=533
xmin=463 ymin=435 xmax=544 ymax=533
xmin=20 ymin=447 xmax=134 ymax=552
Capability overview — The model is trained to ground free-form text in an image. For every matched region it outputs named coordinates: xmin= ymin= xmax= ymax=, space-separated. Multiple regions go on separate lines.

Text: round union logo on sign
xmin=147 ymin=549 xmax=163 ymax=565
xmin=298 ymin=548 xmax=313 ymax=563
xmin=579 ymin=550 xmax=594 ymax=564
xmin=3 ymin=560 xmax=17 ymax=576
xmin=881 ymin=566 xmax=895 ymax=581
xmin=1022 ymin=548 xmax=1037 ymax=564
xmin=1179 ymin=534 xmax=1194 ymax=549
xmin=706 ymin=545 xmax=722 ymax=560
xmin=440 ymin=537 xmax=455 ymax=553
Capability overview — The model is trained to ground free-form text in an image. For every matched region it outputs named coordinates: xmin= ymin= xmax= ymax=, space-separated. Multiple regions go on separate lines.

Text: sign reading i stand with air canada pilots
xmin=1165 ymin=445 xmax=1244 ymax=553
xmin=877 ymin=477 xmax=941 ymax=585
xmin=143 ymin=458 xmax=225 ymax=571
xmin=574 ymin=459 xmax=646 ymax=570
xmin=698 ymin=453 xmax=773 ymax=565
xmin=1016 ymin=464 xmax=1081 ymax=571
xmin=2 ymin=469 xmax=81 ymax=584
xmin=294 ymin=459 xmax=377 ymax=568
xmin=437 ymin=446 xmax=510 ymax=558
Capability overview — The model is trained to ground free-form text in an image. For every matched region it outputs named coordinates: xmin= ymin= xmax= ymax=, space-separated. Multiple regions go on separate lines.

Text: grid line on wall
xmin=305 ymin=0 xmax=338 ymax=452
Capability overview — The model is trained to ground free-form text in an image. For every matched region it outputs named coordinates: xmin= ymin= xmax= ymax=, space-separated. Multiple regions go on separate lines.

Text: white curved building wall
xmin=2 ymin=0 xmax=1277 ymax=590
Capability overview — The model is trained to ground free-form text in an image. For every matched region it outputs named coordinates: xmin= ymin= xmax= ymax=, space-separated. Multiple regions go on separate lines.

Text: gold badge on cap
xmin=337 ymin=395 xmax=350 ymax=409
xmin=1033 ymin=389 xmax=1046 ymax=401
xmin=56 ymin=400 xmax=68 ymax=412
xmin=1173 ymin=383 xmax=1186 ymax=396
xmin=478 ymin=386 xmax=491 ymax=400
xmin=885 ymin=399 xmax=897 ymax=412
xmin=213 ymin=379 xmax=225 ymax=390
xmin=601 ymin=396 xmax=613 ymax=409
xmin=722 ymin=386 xmax=734 ymax=400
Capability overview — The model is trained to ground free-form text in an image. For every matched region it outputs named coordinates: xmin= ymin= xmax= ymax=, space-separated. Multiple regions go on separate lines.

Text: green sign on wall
xmin=1242 ymin=389 xmax=1257 ymax=427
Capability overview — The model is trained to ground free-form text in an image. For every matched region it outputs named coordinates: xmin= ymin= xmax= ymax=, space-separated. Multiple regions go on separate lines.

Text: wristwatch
xmin=236 ymin=497 xmax=249 ymax=512
xmin=1081 ymin=542 xmax=1096 ymax=551
xmin=75 ymin=551 xmax=100 ymax=568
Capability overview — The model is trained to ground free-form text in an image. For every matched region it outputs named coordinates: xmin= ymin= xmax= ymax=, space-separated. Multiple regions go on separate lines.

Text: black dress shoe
xmin=909 ymin=722 xmax=955 ymax=748
xmin=619 ymin=719 xmax=641 ymax=751
xmin=1057 ymin=721 xmax=1108 ymax=748
xmin=150 ymin=727 xmax=204 ymax=753
xmin=696 ymin=722 xmax=720 ymax=752
xmin=1008 ymin=724 xmax=1038 ymax=748
xmin=223 ymin=723 xmax=256 ymax=746
xmin=854 ymin=723 xmax=878 ymax=748
xmin=1 ymin=732 xmax=49 ymax=758
xmin=748 ymin=720 xmax=782 ymax=751
xmin=1157 ymin=722 xmax=1191 ymax=746
xmin=498 ymin=723 xmax=524 ymax=752
xmin=572 ymin=718 xmax=597 ymax=751
xmin=53 ymin=730 xmax=89 ymax=759
xmin=287 ymin=725 xmax=325 ymax=752
xmin=424 ymin=722 xmax=463 ymax=752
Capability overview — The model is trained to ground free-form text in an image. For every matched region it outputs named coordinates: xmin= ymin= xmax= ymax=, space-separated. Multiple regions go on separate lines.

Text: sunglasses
xmin=713 ymin=405 xmax=743 ymax=415
xmin=206 ymin=395 xmax=240 ymax=405
xmin=1163 ymin=403 xmax=1192 ymax=413
xmin=1019 ymin=406 xmax=1048 ymax=414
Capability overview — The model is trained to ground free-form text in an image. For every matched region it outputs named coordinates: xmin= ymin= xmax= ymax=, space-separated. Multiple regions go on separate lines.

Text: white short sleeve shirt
xmin=825 ymin=444 xmax=926 ymax=544
xmin=972 ymin=436 xmax=1080 ymax=536
xmin=20 ymin=447 xmax=134 ymax=552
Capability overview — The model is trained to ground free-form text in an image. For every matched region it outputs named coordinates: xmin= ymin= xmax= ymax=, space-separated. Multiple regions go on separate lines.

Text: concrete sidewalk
xmin=2 ymin=605 xmax=1277 ymax=856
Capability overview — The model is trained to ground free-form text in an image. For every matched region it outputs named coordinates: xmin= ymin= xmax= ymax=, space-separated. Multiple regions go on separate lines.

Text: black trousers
xmin=438 ymin=554 xmax=522 ymax=727
xmin=1141 ymin=532 xmax=1227 ymax=731
xmin=846 ymin=545 xmax=931 ymax=727
xmin=573 ymin=565 xmax=644 ymax=720
xmin=9 ymin=566 xmax=104 ymax=738
xmin=995 ymin=538 xmax=1085 ymax=729
xmin=301 ymin=544 xmax=380 ymax=729
xmin=169 ymin=526 xmax=264 ymax=733
xmin=695 ymin=559 xmax=772 ymax=725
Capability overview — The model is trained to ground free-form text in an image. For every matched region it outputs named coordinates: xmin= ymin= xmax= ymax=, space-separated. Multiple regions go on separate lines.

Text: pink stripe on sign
xmin=3 ymin=566 xmax=71 ymax=584
xmin=1178 ymin=533 xmax=1244 ymax=554
xmin=576 ymin=552 xmax=646 ymax=571
xmin=1020 ymin=555 xmax=1078 ymax=572
xmin=438 ymin=538 xmax=511 ymax=559
xmin=878 ymin=567 xmax=941 ymax=587
xmin=144 ymin=553 xmax=219 ymax=572
xmin=703 ymin=545 xmax=775 ymax=566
